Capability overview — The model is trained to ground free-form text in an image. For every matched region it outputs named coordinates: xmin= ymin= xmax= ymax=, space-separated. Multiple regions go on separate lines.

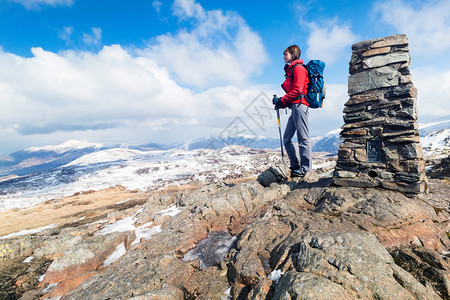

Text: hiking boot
xmin=290 ymin=169 xmax=305 ymax=178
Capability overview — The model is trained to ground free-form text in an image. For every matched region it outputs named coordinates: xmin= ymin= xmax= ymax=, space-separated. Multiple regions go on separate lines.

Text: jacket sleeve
xmin=281 ymin=65 xmax=308 ymax=106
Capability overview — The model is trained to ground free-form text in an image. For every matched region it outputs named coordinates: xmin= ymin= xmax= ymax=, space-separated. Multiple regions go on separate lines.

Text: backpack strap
xmin=288 ymin=63 xmax=306 ymax=100
xmin=288 ymin=63 xmax=303 ymax=80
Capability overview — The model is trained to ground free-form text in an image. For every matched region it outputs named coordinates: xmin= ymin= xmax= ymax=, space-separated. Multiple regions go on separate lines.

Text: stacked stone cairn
xmin=333 ymin=34 xmax=426 ymax=193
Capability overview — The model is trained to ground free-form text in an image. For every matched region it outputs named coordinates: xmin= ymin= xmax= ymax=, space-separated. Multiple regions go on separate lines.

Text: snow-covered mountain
xmin=311 ymin=129 xmax=341 ymax=153
xmin=0 ymin=137 xmax=283 ymax=178
xmin=0 ymin=146 xmax=284 ymax=212
xmin=419 ymin=120 xmax=450 ymax=136
xmin=421 ymin=129 xmax=450 ymax=159
xmin=26 ymin=140 xmax=103 ymax=154
xmin=2 ymin=118 xmax=449 ymax=202
xmin=0 ymin=140 xmax=105 ymax=177
xmin=309 ymin=119 xmax=450 ymax=155
xmin=0 ymin=134 xmax=335 ymax=180
xmin=1 ymin=126 xmax=448 ymax=213
xmin=183 ymin=135 xmax=335 ymax=153
xmin=129 ymin=142 xmax=183 ymax=151
xmin=182 ymin=135 xmax=281 ymax=150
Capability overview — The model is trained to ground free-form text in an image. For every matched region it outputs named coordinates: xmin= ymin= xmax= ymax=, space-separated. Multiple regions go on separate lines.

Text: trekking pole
xmin=273 ymin=95 xmax=288 ymax=180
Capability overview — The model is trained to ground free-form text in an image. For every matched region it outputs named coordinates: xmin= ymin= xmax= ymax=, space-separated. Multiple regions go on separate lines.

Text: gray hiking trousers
xmin=283 ymin=103 xmax=312 ymax=173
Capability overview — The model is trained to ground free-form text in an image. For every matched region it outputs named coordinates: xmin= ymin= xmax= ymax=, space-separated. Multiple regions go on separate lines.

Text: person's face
xmin=284 ymin=51 xmax=294 ymax=64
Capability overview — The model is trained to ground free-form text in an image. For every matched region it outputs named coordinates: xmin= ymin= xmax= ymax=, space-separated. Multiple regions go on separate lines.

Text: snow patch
xmin=73 ymin=216 xmax=86 ymax=222
xmin=221 ymin=287 xmax=232 ymax=300
xmin=86 ymin=218 xmax=108 ymax=226
xmin=98 ymin=208 xmax=164 ymax=246
xmin=132 ymin=224 xmax=162 ymax=246
xmin=0 ymin=224 xmax=57 ymax=240
xmin=23 ymin=256 xmax=33 ymax=263
xmin=103 ymin=242 xmax=126 ymax=267
xmin=115 ymin=198 xmax=131 ymax=204
xmin=98 ymin=210 xmax=141 ymax=235
xmin=42 ymin=282 xmax=58 ymax=294
xmin=268 ymin=269 xmax=284 ymax=283
xmin=158 ymin=205 xmax=182 ymax=217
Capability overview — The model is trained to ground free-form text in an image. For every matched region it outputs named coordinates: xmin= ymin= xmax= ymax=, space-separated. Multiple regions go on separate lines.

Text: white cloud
xmin=0 ymin=45 xmax=192 ymax=127
xmin=0 ymin=44 xmax=270 ymax=154
xmin=373 ymin=0 xmax=450 ymax=56
xmin=12 ymin=0 xmax=74 ymax=10
xmin=152 ymin=0 xmax=162 ymax=14
xmin=58 ymin=26 xmax=74 ymax=45
xmin=305 ymin=18 xmax=359 ymax=65
xmin=308 ymin=83 xmax=348 ymax=135
xmin=412 ymin=67 xmax=450 ymax=119
xmin=0 ymin=0 xmax=271 ymax=154
xmin=145 ymin=7 xmax=268 ymax=89
xmin=172 ymin=0 xmax=206 ymax=19
xmin=83 ymin=27 xmax=102 ymax=47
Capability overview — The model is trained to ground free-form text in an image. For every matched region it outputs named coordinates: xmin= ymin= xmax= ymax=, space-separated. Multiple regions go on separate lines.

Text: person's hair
xmin=284 ymin=45 xmax=301 ymax=60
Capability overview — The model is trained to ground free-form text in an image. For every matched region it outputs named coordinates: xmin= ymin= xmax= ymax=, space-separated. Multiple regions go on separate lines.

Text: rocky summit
xmin=0 ymin=155 xmax=449 ymax=300
xmin=0 ymin=33 xmax=449 ymax=299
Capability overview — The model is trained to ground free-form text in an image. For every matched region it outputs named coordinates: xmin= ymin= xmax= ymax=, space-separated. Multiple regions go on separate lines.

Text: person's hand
xmin=272 ymin=95 xmax=284 ymax=109
xmin=272 ymin=95 xmax=279 ymax=105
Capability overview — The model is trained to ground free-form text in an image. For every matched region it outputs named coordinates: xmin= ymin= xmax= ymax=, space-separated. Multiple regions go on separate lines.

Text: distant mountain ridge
xmin=2 ymin=119 xmax=449 ymax=178
xmin=25 ymin=140 xmax=103 ymax=154
xmin=0 ymin=137 xmax=279 ymax=178
xmin=0 ymin=140 xmax=106 ymax=177
xmin=419 ymin=119 xmax=450 ymax=136
xmin=421 ymin=129 xmax=450 ymax=159
xmin=310 ymin=129 xmax=341 ymax=153
xmin=0 ymin=146 xmax=286 ymax=211
xmin=182 ymin=135 xmax=281 ymax=151
xmin=302 ymin=119 xmax=450 ymax=154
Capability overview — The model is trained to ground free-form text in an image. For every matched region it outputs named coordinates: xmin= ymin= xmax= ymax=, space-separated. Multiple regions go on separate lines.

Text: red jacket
xmin=281 ymin=59 xmax=309 ymax=107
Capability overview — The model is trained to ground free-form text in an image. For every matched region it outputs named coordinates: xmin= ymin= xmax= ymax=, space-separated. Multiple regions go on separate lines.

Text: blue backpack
xmin=291 ymin=60 xmax=326 ymax=109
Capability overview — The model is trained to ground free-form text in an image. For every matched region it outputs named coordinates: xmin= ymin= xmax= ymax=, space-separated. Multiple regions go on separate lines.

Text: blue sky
xmin=0 ymin=0 xmax=449 ymax=156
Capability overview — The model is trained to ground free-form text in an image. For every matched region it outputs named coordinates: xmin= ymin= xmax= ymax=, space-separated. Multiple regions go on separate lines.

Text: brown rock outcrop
xmin=1 ymin=168 xmax=449 ymax=299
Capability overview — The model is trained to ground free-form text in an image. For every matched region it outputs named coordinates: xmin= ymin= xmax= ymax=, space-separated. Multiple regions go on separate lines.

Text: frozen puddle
xmin=183 ymin=230 xmax=237 ymax=269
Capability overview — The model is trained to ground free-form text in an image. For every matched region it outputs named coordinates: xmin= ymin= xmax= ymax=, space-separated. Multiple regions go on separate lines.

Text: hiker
xmin=273 ymin=45 xmax=311 ymax=177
